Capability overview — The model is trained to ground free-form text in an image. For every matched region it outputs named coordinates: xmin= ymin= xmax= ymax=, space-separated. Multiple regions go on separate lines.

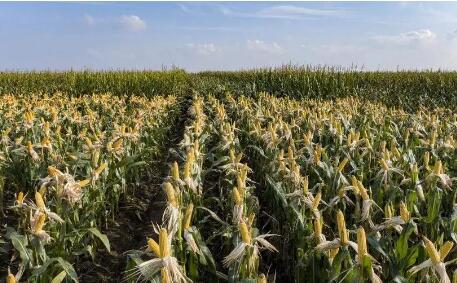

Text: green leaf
xmin=9 ymin=232 xmax=31 ymax=264
xmin=330 ymin=247 xmax=349 ymax=280
xmin=32 ymin=258 xmax=58 ymax=277
xmin=87 ymin=227 xmax=111 ymax=252
xmin=51 ymin=271 xmax=67 ymax=283
xmin=198 ymin=206 xmax=227 ymax=226
xmin=191 ymin=227 xmax=216 ymax=270
xmin=367 ymin=236 xmax=388 ymax=259
xmin=395 ymin=223 xmax=414 ymax=260
xmin=425 ymin=190 xmax=441 ymax=223
xmin=265 ymin=175 xmax=288 ymax=209
xmin=247 ymin=145 xmax=267 ymax=158
xmin=56 ymin=258 xmax=78 ymax=283
xmin=404 ymin=245 xmax=419 ymax=268
xmin=126 ymin=161 xmax=147 ymax=170
xmin=361 ymin=254 xmax=373 ymax=279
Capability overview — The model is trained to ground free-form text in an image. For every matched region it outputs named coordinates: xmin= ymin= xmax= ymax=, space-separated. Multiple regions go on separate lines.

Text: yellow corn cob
xmin=433 ymin=160 xmax=442 ymax=175
xmin=288 ymin=146 xmax=294 ymax=162
xmin=424 ymin=152 xmax=430 ymax=170
xmin=84 ymin=137 xmax=94 ymax=150
xmin=430 ymin=130 xmax=437 ymax=147
xmin=237 ymin=175 xmax=245 ymax=191
xmin=303 ymin=176 xmax=309 ymax=195
xmin=186 ymin=147 xmax=195 ymax=164
xmin=164 ymin=182 xmax=177 ymax=208
xmin=384 ymin=204 xmax=393 ymax=219
xmin=183 ymin=160 xmax=191 ymax=179
xmin=337 ymin=158 xmax=349 ymax=172
xmin=34 ymin=213 xmax=46 ymax=233
xmin=159 ymin=228 xmax=170 ymax=258
xmin=27 ymin=141 xmax=33 ymax=152
xmin=337 ymin=210 xmax=348 ymax=245
xmin=161 ymin=267 xmax=169 ymax=283
xmin=232 ymin=187 xmax=243 ymax=205
xmin=423 ymin=237 xmax=441 ymax=264
xmin=392 ymin=146 xmax=401 ymax=159
xmin=304 ymin=131 xmax=312 ymax=145
xmin=380 ymin=158 xmax=389 ymax=171
xmin=229 ymin=148 xmax=236 ymax=163
xmin=439 ymin=241 xmax=454 ymax=261
xmin=351 ymin=176 xmax=360 ymax=195
xmin=314 ymin=144 xmax=322 ymax=163
xmin=35 ymin=192 xmax=45 ymax=210
xmin=171 ymin=161 xmax=180 ymax=182
xmin=77 ymin=179 xmax=91 ymax=188
xmin=183 ymin=203 xmax=194 ymax=230
xmin=399 ymin=202 xmax=410 ymax=222
xmin=95 ymin=163 xmax=108 ymax=175
xmin=239 ymin=220 xmax=251 ymax=245
xmin=357 ymin=181 xmax=369 ymax=201
xmin=312 ymin=191 xmax=321 ymax=211
xmin=257 ymin=274 xmax=267 ymax=283
xmin=67 ymin=153 xmax=78 ymax=161
xmin=112 ymin=138 xmax=123 ymax=150
xmin=16 ymin=192 xmax=24 ymax=205
xmin=147 ymin=238 xmax=160 ymax=257
xmin=357 ymin=227 xmax=367 ymax=262
xmin=329 ymin=247 xmax=339 ymax=259
xmin=47 ymin=166 xmax=62 ymax=177
xmin=6 ymin=270 xmax=16 ymax=283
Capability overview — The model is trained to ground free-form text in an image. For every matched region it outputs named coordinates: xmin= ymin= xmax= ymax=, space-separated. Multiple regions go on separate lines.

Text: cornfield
xmin=1 ymin=68 xmax=456 ymax=282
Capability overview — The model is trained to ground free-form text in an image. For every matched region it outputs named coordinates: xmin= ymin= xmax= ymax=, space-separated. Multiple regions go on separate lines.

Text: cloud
xmin=119 ymin=15 xmax=146 ymax=32
xmin=301 ymin=43 xmax=362 ymax=55
xmin=177 ymin=26 xmax=240 ymax=32
xmin=178 ymin=4 xmax=192 ymax=13
xmin=258 ymin=5 xmax=343 ymax=19
xmin=186 ymin=43 xmax=220 ymax=55
xmin=221 ymin=5 xmax=344 ymax=20
xmin=447 ymin=29 xmax=457 ymax=40
xmin=84 ymin=14 xmax=95 ymax=26
xmin=246 ymin=40 xmax=283 ymax=54
xmin=373 ymin=29 xmax=436 ymax=44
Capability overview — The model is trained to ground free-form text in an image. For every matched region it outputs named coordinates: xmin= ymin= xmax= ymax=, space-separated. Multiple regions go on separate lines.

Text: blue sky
xmin=1 ymin=2 xmax=457 ymax=71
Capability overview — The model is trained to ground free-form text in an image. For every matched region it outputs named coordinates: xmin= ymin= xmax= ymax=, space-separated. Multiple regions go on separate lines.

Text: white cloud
xmin=373 ymin=29 xmax=436 ymax=44
xmin=186 ymin=43 xmax=220 ymax=55
xmin=301 ymin=43 xmax=362 ymax=55
xmin=221 ymin=5 xmax=344 ymax=20
xmin=258 ymin=5 xmax=342 ymax=19
xmin=246 ymin=40 xmax=283 ymax=54
xmin=447 ymin=29 xmax=457 ymax=40
xmin=178 ymin=4 xmax=192 ymax=13
xmin=84 ymin=14 xmax=95 ymax=26
xmin=119 ymin=15 xmax=146 ymax=32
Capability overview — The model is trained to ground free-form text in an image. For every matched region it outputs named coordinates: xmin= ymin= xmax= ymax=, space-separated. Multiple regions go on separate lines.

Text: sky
xmin=1 ymin=2 xmax=457 ymax=71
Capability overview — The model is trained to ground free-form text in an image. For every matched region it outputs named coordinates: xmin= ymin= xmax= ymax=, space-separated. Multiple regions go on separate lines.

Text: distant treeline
xmin=1 ymin=66 xmax=457 ymax=110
